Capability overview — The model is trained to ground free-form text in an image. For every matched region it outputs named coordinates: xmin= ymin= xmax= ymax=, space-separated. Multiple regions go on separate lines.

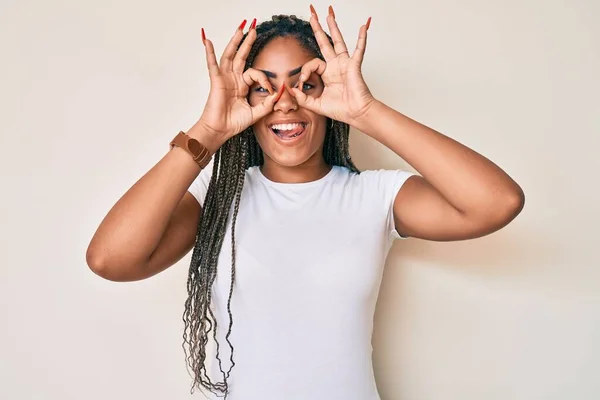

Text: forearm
xmin=86 ymin=123 xmax=219 ymax=270
xmin=354 ymin=100 xmax=524 ymax=215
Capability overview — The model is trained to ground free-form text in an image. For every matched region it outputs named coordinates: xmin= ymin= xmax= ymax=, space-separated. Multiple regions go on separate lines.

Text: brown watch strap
xmin=169 ymin=131 xmax=212 ymax=169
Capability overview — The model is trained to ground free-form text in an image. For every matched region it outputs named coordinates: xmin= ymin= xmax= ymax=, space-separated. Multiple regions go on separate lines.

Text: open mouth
xmin=269 ymin=122 xmax=307 ymax=140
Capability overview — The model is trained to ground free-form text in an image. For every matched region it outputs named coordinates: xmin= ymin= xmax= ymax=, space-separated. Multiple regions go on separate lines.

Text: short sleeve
xmin=187 ymin=158 xmax=215 ymax=206
xmin=379 ymin=169 xmax=418 ymax=241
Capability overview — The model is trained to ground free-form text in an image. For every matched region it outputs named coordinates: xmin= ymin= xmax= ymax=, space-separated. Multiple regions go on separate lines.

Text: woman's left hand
xmin=289 ymin=6 xmax=376 ymax=127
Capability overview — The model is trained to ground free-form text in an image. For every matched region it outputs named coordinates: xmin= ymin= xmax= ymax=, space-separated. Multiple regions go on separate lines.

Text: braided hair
xmin=182 ymin=14 xmax=360 ymax=398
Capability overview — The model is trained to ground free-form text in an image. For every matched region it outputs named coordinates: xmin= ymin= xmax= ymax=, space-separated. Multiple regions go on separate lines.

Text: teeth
xmin=270 ymin=122 xmax=303 ymax=131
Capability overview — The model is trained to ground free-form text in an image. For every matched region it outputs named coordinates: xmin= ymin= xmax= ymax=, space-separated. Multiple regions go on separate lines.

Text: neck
xmin=260 ymin=155 xmax=331 ymax=184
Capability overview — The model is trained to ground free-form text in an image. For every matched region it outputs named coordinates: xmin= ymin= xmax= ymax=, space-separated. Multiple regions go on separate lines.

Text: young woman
xmin=86 ymin=7 xmax=525 ymax=400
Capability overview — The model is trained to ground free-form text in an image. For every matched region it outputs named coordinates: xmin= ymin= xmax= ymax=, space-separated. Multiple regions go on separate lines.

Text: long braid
xmin=182 ymin=14 xmax=360 ymax=398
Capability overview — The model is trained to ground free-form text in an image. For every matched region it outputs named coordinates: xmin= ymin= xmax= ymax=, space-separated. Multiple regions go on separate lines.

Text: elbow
xmin=86 ymin=245 xmax=111 ymax=279
xmin=506 ymin=186 xmax=525 ymax=219
xmin=86 ymin=246 xmax=150 ymax=282
xmin=489 ymin=187 xmax=525 ymax=229
xmin=86 ymin=246 xmax=132 ymax=282
xmin=467 ymin=188 xmax=525 ymax=235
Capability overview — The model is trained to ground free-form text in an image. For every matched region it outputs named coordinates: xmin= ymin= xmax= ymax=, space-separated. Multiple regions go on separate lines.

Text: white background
xmin=1 ymin=0 xmax=598 ymax=399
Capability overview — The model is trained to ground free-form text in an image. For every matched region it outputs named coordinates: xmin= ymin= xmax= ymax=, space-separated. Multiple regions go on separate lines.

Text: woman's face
xmin=247 ymin=36 xmax=327 ymax=168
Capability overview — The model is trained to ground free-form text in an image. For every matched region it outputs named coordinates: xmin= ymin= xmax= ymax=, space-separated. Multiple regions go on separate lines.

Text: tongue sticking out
xmin=274 ymin=125 xmax=304 ymax=138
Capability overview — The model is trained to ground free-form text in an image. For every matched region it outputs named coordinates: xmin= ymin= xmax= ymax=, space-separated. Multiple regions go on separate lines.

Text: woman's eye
xmin=295 ymin=81 xmax=315 ymax=91
xmin=254 ymin=86 xmax=268 ymax=93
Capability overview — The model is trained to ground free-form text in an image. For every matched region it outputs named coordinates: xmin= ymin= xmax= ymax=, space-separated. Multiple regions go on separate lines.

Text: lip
xmin=267 ymin=121 xmax=308 ymax=145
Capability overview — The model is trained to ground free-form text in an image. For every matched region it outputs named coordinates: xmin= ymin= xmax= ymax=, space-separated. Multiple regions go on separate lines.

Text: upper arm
xmin=393 ymin=175 xmax=492 ymax=241
xmin=140 ymin=159 xmax=214 ymax=279
xmin=139 ymin=191 xmax=202 ymax=280
xmin=138 ymin=159 xmax=215 ymax=279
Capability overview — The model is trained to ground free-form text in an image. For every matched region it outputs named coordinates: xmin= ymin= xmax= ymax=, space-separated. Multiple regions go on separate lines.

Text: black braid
xmin=182 ymin=14 xmax=360 ymax=398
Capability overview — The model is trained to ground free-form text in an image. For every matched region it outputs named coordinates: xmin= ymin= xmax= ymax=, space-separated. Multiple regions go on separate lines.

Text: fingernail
xmin=250 ymin=18 xmax=257 ymax=30
xmin=275 ymin=83 xmax=286 ymax=102
xmin=238 ymin=19 xmax=247 ymax=31
xmin=309 ymin=4 xmax=318 ymax=21
xmin=201 ymin=28 xmax=206 ymax=44
xmin=366 ymin=16 xmax=372 ymax=30
xmin=328 ymin=5 xmax=335 ymax=19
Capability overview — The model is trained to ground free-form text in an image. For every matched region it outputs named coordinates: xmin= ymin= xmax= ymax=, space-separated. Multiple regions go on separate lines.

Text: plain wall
xmin=1 ymin=0 xmax=598 ymax=399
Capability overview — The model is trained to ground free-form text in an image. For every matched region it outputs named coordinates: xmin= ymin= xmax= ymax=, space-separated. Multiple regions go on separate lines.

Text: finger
xmin=219 ymin=21 xmax=247 ymax=71
xmin=250 ymin=90 xmax=279 ymax=123
xmin=351 ymin=21 xmax=369 ymax=66
xmin=295 ymin=58 xmax=327 ymax=92
xmin=288 ymin=86 xmax=320 ymax=113
xmin=233 ymin=19 xmax=257 ymax=73
xmin=203 ymin=34 xmax=220 ymax=78
xmin=326 ymin=6 xmax=349 ymax=57
xmin=242 ymin=68 xmax=274 ymax=95
xmin=308 ymin=7 xmax=336 ymax=61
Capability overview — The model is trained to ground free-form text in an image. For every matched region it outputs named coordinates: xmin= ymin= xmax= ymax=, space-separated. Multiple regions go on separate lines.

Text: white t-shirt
xmin=187 ymin=161 xmax=416 ymax=400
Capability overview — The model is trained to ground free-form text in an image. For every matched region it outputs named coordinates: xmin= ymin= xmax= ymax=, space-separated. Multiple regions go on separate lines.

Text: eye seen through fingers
xmin=253 ymin=81 xmax=314 ymax=94
xmin=296 ymin=82 xmax=315 ymax=91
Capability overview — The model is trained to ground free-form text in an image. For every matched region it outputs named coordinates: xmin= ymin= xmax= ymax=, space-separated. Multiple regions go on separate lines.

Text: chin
xmin=265 ymin=150 xmax=318 ymax=168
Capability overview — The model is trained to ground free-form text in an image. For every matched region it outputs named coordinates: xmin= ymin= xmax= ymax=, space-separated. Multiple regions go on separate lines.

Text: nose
xmin=273 ymin=83 xmax=298 ymax=113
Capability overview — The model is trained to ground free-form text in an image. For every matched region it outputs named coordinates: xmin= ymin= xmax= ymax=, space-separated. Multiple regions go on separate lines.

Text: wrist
xmin=351 ymin=98 xmax=384 ymax=134
xmin=186 ymin=120 xmax=223 ymax=155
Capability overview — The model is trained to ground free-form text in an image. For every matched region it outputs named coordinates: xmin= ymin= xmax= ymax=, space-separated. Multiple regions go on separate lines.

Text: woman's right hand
xmin=193 ymin=20 xmax=281 ymax=149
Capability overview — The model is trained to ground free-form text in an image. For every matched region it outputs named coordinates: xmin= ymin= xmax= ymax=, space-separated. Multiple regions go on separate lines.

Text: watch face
xmin=187 ymin=138 xmax=203 ymax=157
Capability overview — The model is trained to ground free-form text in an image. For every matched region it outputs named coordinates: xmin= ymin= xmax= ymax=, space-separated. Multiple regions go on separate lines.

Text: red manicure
xmin=275 ymin=83 xmax=286 ymax=102
xmin=250 ymin=18 xmax=257 ymax=30
xmin=238 ymin=19 xmax=247 ymax=31
xmin=366 ymin=17 xmax=372 ymax=30
xmin=328 ymin=5 xmax=335 ymax=19
xmin=309 ymin=4 xmax=318 ymax=21
xmin=201 ymin=28 xmax=206 ymax=44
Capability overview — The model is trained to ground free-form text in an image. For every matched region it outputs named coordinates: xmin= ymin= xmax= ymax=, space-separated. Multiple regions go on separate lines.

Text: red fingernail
xmin=275 ymin=83 xmax=286 ymax=102
xmin=250 ymin=18 xmax=257 ymax=30
xmin=238 ymin=19 xmax=247 ymax=31
xmin=328 ymin=5 xmax=335 ymax=18
xmin=201 ymin=28 xmax=206 ymax=44
xmin=366 ymin=17 xmax=372 ymax=30
xmin=310 ymin=4 xmax=318 ymax=21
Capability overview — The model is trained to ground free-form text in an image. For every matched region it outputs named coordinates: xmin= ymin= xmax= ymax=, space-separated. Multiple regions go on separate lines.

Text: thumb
xmin=249 ymin=90 xmax=279 ymax=124
xmin=289 ymin=87 xmax=320 ymax=113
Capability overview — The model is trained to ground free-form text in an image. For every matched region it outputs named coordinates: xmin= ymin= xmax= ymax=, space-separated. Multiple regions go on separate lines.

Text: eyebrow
xmin=259 ymin=66 xmax=303 ymax=79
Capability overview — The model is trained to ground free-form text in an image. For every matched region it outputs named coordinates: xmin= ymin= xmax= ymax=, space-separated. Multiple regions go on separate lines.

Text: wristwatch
xmin=169 ymin=131 xmax=212 ymax=169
